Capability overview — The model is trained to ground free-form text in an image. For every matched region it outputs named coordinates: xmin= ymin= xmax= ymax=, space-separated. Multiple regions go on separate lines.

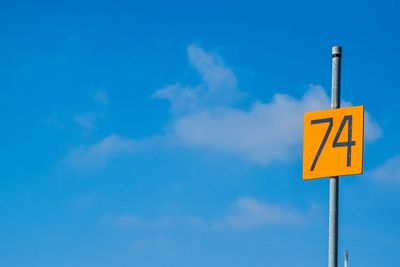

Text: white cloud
xmin=153 ymin=44 xmax=242 ymax=114
xmin=94 ymin=90 xmax=109 ymax=106
xmin=368 ymin=155 xmax=400 ymax=185
xmin=187 ymin=44 xmax=237 ymax=94
xmin=73 ymin=113 xmax=97 ymax=132
xmin=65 ymin=134 xmax=136 ymax=170
xmin=364 ymin=111 xmax=382 ymax=142
xmin=153 ymin=45 xmax=382 ymax=165
xmin=216 ymin=197 xmax=304 ymax=229
xmin=153 ymin=83 xmax=201 ymax=114
xmin=170 ymin=85 xmax=330 ymax=165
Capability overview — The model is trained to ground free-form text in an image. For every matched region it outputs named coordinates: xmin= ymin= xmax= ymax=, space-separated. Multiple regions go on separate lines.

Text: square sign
xmin=303 ymin=106 xmax=364 ymax=180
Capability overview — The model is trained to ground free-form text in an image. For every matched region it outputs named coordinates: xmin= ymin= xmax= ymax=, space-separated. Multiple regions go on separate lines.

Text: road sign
xmin=303 ymin=105 xmax=364 ymax=180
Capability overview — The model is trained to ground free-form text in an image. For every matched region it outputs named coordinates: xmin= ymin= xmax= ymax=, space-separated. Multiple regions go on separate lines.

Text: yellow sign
xmin=303 ymin=106 xmax=364 ymax=180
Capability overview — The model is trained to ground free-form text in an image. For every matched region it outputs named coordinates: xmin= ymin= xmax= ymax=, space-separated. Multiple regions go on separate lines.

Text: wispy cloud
xmin=65 ymin=134 xmax=136 ymax=170
xmin=73 ymin=90 xmax=109 ymax=133
xmin=152 ymin=44 xmax=243 ymax=114
xmin=216 ymin=197 xmax=305 ymax=229
xmin=364 ymin=111 xmax=382 ymax=142
xmin=106 ymin=197 xmax=310 ymax=230
xmin=73 ymin=112 xmax=98 ymax=132
xmin=155 ymin=44 xmax=382 ymax=165
xmin=94 ymin=90 xmax=109 ymax=106
xmin=187 ymin=44 xmax=238 ymax=94
xmin=368 ymin=155 xmax=400 ymax=185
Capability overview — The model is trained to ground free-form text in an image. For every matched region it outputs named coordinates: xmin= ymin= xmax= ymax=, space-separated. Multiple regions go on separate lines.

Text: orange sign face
xmin=303 ymin=106 xmax=364 ymax=180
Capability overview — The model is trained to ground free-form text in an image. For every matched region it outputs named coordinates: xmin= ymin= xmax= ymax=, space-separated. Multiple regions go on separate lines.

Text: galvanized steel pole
xmin=344 ymin=250 xmax=348 ymax=267
xmin=329 ymin=46 xmax=342 ymax=267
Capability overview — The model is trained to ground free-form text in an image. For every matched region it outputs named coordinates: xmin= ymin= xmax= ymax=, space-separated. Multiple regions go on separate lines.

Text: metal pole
xmin=344 ymin=250 xmax=348 ymax=267
xmin=329 ymin=45 xmax=342 ymax=267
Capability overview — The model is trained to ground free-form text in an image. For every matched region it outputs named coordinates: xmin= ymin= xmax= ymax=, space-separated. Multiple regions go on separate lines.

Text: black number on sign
xmin=333 ymin=115 xmax=356 ymax=167
xmin=310 ymin=115 xmax=356 ymax=171
xmin=310 ymin=118 xmax=333 ymax=171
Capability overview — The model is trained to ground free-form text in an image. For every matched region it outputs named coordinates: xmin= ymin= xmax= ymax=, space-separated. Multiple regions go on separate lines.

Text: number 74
xmin=310 ymin=115 xmax=355 ymax=171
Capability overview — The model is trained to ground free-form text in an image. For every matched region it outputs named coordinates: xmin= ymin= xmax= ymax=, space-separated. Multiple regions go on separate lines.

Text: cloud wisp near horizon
xmin=65 ymin=44 xmax=382 ymax=170
xmin=106 ymin=196 xmax=313 ymax=231
xmin=368 ymin=154 xmax=400 ymax=185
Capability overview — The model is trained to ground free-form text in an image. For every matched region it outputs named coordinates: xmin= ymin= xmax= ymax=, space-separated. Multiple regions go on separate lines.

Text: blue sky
xmin=1 ymin=0 xmax=400 ymax=266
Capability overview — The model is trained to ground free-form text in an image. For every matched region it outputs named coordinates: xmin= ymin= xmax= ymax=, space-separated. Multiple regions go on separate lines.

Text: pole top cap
xmin=332 ymin=46 xmax=342 ymax=56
